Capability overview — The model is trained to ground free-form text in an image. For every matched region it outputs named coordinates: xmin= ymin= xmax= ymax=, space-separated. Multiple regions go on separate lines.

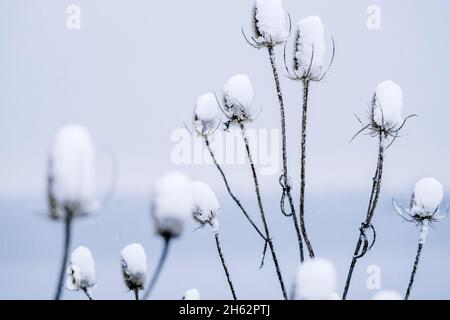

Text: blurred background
xmin=0 ymin=0 xmax=449 ymax=299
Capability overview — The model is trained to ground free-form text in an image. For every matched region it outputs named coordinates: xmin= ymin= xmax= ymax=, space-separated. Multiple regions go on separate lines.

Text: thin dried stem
xmin=134 ymin=288 xmax=139 ymax=301
xmin=405 ymin=242 xmax=423 ymax=300
xmin=343 ymin=132 xmax=384 ymax=300
xmin=54 ymin=209 xmax=73 ymax=300
xmin=267 ymin=45 xmax=305 ymax=262
xmin=82 ymin=288 xmax=93 ymax=300
xmin=214 ymin=232 xmax=237 ymax=300
xmin=299 ymin=78 xmax=315 ymax=259
xmin=239 ymin=123 xmax=288 ymax=300
xmin=143 ymin=236 xmax=171 ymax=300
xmin=203 ymin=136 xmax=266 ymax=241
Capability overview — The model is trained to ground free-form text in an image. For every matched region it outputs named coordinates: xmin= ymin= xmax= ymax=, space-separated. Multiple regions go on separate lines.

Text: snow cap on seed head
xmin=372 ymin=80 xmax=404 ymax=129
xmin=66 ymin=246 xmax=96 ymax=293
xmin=194 ymin=93 xmax=220 ymax=136
xmin=48 ymin=124 xmax=98 ymax=219
xmin=190 ymin=181 xmax=220 ymax=234
xmin=295 ymin=16 xmax=326 ymax=78
xmin=183 ymin=288 xmax=200 ymax=300
xmin=254 ymin=0 xmax=289 ymax=45
xmin=372 ymin=290 xmax=402 ymax=300
xmin=151 ymin=171 xmax=193 ymax=239
xmin=411 ymin=177 xmax=444 ymax=218
xmin=223 ymin=74 xmax=255 ymax=125
xmin=120 ymin=243 xmax=148 ymax=291
xmin=295 ymin=257 xmax=338 ymax=300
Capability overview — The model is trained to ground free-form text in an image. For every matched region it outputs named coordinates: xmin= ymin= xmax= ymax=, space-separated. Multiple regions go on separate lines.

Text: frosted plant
xmin=343 ymin=81 xmax=416 ymax=300
xmin=66 ymin=246 xmax=96 ymax=300
xmin=183 ymin=288 xmax=200 ymax=300
xmin=121 ymin=243 xmax=148 ymax=300
xmin=193 ymin=93 xmax=266 ymax=245
xmin=393 ymin=177 xmax=445 ymax=300
xmin=218 ymin=74 xmax=288 ymax=299
xmin=143 ymin=171 xmax=193 ymax=299
xmin=191 ymin=181 xmax=237 ymax=300
xmin=372 ymin=290 xmax=402 ymax=300
xmin=283 ymin=15 xmax=336 ymax=260
xmin=242 ymin=1 xmax=304 ymax=261
xmin=293 ymin=258 xmax=337 ymax=300
xmin=47 ymin=124 xmax=98 ymax=300
xmin=194 ymin=93 xmax=221 ymax=137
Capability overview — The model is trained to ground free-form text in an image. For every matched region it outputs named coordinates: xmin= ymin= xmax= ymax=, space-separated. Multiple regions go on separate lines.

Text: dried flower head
xmin=243 ymin=0 xmax=289 ymax=49
xmin=222 ymin=74 xmax=258 ymax=129
xmin=48 ymin=125 xmax=98 ymax=219
xmin=294 ymin=258 xmax=338 ymax=300
xmin=151 ymin=172 xmax=193 ymax=239
xmin=190 ymin=181 xmax=220 ymax=234
xmin=66 ymin=246 xmax=96 ymax=294
xmin=194 ymin=93 xmax=220 ymax=137
xmin=121 ymin=243 xmax=148 ymax=291
xmin=183 ymin=288 xmax=200 ymax=300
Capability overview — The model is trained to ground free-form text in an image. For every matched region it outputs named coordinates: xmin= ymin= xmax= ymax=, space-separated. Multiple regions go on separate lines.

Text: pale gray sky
xmin=0 ymin=0 xmax=449 ymax=198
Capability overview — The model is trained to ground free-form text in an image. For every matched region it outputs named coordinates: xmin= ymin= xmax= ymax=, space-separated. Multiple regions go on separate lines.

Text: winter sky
xmin=1 ymin=0 xmax=449 ymax=198
xmin=1 ymin=0 xmax=450 ymax=300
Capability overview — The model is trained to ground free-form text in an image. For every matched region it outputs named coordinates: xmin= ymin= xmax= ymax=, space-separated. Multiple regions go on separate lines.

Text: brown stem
xmin=214 ymin=232 xmax=237 ymax=300
xmin=405 ymin=242 xmax=423 ymax=300
xmin=239 ymin=123 xmax=288 ymax=300
xmin=343 ymin=132 xmax=384 ymax=300
xmin=299 ymin=78 xmax=315 ymax=258
xmin=267 ymin=45 xmax=305 ymax=262
xmin=204 ymin=135 xmax=266 ymax=241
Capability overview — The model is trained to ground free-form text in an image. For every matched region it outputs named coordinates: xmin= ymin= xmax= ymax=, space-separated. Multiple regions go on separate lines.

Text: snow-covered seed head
xmin=223 ymin=74 xmax=255 ymax=126
xmin=183 ymin=288 xmax=200 ymax=300
xmin=294 ymin=258 xmax=338 ymax=300
xmin=254 ymin=0 xmax=289 ymax=45
xmin=120 ymin=243 xmax=148 ymax=291
xmin=48 ymin=124 xmax=97 ymax=219
xmin=151 ymin=172 xmax=193 ymax=239
xmin=295 ymin=16 xmax=326 ymax=79
xmin=372 ymin=290 xmax=402 ymax=300
xmin=190 ymin=181 xmax=220 ymax=234
xmin=411 ymin=177 xmax=444 ymax=218
xmin=66 ymin=246 xmax=96 ymax=293
xmin=194 ymin=93 xmax=220 ymax=136
xmin=371 ymin=80 xmax=404 ymax=130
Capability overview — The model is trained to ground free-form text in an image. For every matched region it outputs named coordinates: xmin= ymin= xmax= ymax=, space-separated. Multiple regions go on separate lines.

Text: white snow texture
xmin=223 ymin=74 xmax=254 ymax=121
xmin=121 ymin=243 xmax=148 ymax=290
xmin=411 ymin=177 xmax=444 ymax=217
xmin=183 ymin=288 xmax=200 ymax=300
xmin=373 ymin=80 xmax=404 ymax=128
xmin=194 ymin=93 xmax=219 ymax=135
xmin=49 ymin=124 xmax=97 ymax=217
xmin=296 ymin=16 xmax=326 ymax=77
xmin=66 ymin=246 xmax=96 ymax=292
xmin=255 ymin=0 xmax=289 ymax=44
xmin=295 ymin=257 xmax=337 ymax=300
xmin=152 ymin=171 xmax=193 ymax=238
xmin=191 ymin=181 xmax=220 ymax=233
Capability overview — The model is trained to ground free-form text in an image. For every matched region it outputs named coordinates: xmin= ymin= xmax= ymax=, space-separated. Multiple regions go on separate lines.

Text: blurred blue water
xmin=1 ymin=192 xmax=448 ymax=300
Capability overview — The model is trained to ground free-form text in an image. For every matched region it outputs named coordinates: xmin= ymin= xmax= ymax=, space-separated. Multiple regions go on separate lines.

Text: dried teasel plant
xmin=242 ymin=0 xmax=304 ymax=262
xmin=342 ymin=80 xmax=417 ymax=300
xmin=190 ymin=181 xmax=237 ymax=300
xmin=393 ymin=177 xmax=446 ymax=300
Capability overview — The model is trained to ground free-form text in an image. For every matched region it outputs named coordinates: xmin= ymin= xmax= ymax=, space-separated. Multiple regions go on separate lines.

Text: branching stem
xmin=342 ymin=132 xmax=384 ymax=300
xmin=239 ymin=123 xmax=288 ymax=300
xmin=267 ymin=45 xmax=305 ymax=262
